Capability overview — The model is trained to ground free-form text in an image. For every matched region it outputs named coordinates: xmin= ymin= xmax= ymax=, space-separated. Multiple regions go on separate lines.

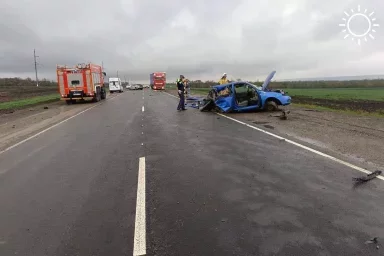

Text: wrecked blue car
xmin=200 ymin=71 xmax=291 ymax=113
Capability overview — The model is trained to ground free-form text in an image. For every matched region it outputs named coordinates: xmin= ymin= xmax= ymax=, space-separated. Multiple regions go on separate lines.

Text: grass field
xmin=164 ymin=86 xmax=384 ymax=114
xmin=176 ymin=87 xmax=384 ymax=101
xmin=285 ymin=88 xmax=384 ymax=101
xmin=0 ymin=94 xmax=60 ymax=110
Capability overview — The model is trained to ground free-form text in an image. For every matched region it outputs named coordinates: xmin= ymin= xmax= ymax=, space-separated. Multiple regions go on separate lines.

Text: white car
xmin=109 ymin=77 xmax=123 ymax=93
xmin=129 ymin=84 xmax=143 ymax=90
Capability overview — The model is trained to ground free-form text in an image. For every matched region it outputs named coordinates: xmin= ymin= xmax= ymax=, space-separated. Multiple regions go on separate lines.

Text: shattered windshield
xmin=247 ymin=82 xmax=262 ymax=90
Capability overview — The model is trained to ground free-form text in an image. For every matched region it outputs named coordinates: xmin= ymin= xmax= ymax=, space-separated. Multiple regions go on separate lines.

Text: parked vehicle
xmin=150 ymin=72 xmax=166 ymax=90
xmin=129 ymin=84 xmax=143 ymax=90
xmin=56 ymin=63 xmax=107 ymax=104
xmin=201 ymin=71 xmax=291 ymax=113
xmin=109 ymin=77 xmax=123 ymax=93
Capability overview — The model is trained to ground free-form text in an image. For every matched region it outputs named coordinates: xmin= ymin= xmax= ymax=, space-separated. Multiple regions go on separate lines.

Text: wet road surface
xmin=0 ymin=89 xmax=383 ymax=256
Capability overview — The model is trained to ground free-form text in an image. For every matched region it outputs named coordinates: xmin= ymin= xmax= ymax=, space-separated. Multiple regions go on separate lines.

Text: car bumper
xmin=280 ymin=96 xmax=291 ymax=105
xmin=61 ymin=97 xmax=94 ymax=100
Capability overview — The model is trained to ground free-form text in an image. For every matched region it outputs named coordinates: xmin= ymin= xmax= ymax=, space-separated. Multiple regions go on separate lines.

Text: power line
xmin=34 ymin=49 xmax=39 ymax=87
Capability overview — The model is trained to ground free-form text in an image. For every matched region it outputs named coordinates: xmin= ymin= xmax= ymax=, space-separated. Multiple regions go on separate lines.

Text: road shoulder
xmin=165 ymin=89 xmax=384 ymax=169
xmin=0 ymin=94 xmax=117 ymax=152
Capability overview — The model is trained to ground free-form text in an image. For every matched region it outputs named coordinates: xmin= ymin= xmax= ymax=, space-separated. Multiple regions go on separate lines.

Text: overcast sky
xmin=1 ymin=0 xmax=383 ymax=83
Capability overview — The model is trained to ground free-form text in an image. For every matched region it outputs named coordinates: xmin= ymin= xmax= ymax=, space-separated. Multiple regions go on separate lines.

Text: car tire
xmin=94 ymin=89 xmax=101 ymax=102
xmin=266 ymin=100 xmax=278 ymax=111
xmin=101 ymin=89 xmax=106 ymax=100
xmin=200 ymin=99 xmax=215 ymax=112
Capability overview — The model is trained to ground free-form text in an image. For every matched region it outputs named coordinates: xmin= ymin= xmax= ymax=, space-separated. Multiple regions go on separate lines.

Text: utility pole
xmin=117 ymin=71 xmax=119 ymax=78
xmin=34 ymin=49 xmax=39 ymax=87
xmin=124 ymin=76 xmax=127 ymax=83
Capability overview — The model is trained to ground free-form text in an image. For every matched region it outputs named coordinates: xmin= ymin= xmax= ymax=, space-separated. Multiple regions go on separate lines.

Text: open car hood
xmin=261 ymin=71 xmax=276 ymax=91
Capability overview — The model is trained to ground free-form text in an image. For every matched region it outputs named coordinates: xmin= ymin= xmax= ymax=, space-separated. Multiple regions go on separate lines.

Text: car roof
xmin=212 ymin=81 xmax=252 ymax=89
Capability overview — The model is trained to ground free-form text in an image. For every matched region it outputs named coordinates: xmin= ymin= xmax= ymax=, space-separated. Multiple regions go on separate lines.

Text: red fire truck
xmin=150 ymin=72 xmax=166 ymax=90
xmin=56 ymin=63 xmax=107 ymax=104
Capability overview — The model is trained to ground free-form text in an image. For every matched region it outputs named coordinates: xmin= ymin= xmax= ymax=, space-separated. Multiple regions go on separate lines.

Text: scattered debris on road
xmin=43 ymin=106 xmax=48 ymax=109
xmin=365 ymin=237 xmax=380 ymax=250
xmin=253 ymin=121 xmax=268 ymax=124
xmin=279 ymin=110 xmax=290 ymax=120
xmin=353 ymin=170 xmax=382 ymax=183
xmin=365 ymin=237 xmax=378 ymax=244
xmin=270 ymin=109 xmax=290 ymax=120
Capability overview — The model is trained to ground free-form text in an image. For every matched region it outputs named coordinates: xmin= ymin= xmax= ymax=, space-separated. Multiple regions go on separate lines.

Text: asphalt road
xmin=1 ymin=89 xmax=384 ymax=256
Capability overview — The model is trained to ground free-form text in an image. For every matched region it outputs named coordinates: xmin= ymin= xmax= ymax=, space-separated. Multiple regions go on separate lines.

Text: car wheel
xmin=266 ymin=100 xmax=278 ymax=111
xmin=200 ymin=99 xmax=215 ymax=112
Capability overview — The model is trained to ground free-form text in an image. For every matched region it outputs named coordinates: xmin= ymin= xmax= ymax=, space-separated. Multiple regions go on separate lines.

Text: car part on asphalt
xmin=279 ymin=110 xmax=290 ymax=120
xmin=353 ymin=170 xmax=382 ymax=183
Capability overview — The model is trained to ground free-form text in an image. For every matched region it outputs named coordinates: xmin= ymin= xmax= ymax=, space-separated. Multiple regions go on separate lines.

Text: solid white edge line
xmin=0 ymin=94 xmax=121 ymax=155
xmin=163 ymin=91 xmax=384 ymax=180
xmin=133 ymin=157 xmax=146 ymax=256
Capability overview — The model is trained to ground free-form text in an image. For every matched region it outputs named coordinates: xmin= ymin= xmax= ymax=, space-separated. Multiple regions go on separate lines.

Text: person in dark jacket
xmin=176 ymin=75 xmax=186 ymax=111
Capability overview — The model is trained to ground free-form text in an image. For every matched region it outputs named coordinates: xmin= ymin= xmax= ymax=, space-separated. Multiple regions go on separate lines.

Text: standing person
xmin=218 ymin=73 xmax=229 ymax=85
xmin=185 ymin=79 xmax=190 ymax=99
xmin=176 ymin=75 xmax=186 ymax=111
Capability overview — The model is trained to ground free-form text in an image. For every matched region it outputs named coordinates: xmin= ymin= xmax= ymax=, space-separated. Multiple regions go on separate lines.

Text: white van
xmin=109 ymin=77 xmax=123 ymax=93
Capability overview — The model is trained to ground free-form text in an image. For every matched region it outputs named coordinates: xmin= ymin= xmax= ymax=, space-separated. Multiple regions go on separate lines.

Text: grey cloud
xmin=0 ymin=0 xmax=383 ymax=83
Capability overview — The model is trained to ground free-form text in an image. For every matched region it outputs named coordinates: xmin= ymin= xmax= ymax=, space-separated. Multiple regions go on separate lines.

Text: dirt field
xmin=167 ymin=89 xmax=384 ymax=171
xmin=293 ymin=96 xmax=384 ymax=114
xmin=0 ymin=78 xmax=57 ymax=103
xmin=0 ymin=78 xmax=59 ymax=114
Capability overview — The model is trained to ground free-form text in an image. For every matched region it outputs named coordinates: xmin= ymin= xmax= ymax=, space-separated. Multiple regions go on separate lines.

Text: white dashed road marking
xmin=142 ymin=106 xmax=144 ymax=112
xmin=133 ymin=157 xmax=146 ymax=255
xmin=163 ymin=91 xmax=384 ymax=180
